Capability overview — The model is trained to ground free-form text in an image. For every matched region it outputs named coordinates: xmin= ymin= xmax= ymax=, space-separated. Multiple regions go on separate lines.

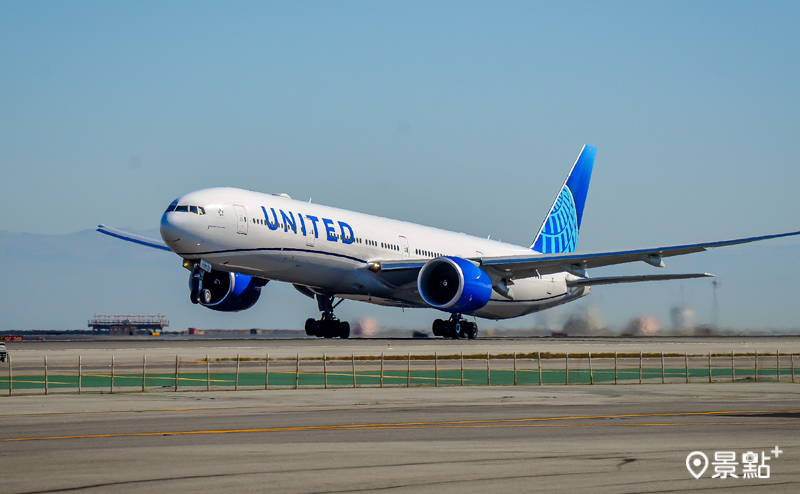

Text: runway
xmin=1 ymin=338 xmax=799 ymax=493
xmin=2 ymin=384 xmax=800 ymax=492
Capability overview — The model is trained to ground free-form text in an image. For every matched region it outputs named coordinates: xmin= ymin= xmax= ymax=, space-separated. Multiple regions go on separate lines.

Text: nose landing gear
xmin=189 ymin=264 xmax=204 ymax=304
xmin=431 ymin=314 xmax=478 ymax=339
xmin=305 ymin=294 xmax=350 ymax=339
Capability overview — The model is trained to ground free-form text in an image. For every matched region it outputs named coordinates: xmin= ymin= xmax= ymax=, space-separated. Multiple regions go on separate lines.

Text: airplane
xmin=99 ymin=145 xmax=800 ymax=339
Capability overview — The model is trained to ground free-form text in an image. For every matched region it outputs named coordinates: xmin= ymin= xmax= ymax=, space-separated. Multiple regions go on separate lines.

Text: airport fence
xmin=1 ymin=350 xmax=798 ymax=396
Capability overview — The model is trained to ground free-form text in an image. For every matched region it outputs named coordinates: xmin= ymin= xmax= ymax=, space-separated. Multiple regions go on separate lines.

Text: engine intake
xmin=196 ymin=269 xmax=267 ymax=312
xmin=417 ymin=257 xmax=492 ymax=314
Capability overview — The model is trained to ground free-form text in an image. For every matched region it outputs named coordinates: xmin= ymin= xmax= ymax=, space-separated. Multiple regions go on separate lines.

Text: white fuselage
xmin=160 ymin=187 xmax=588 ymax=319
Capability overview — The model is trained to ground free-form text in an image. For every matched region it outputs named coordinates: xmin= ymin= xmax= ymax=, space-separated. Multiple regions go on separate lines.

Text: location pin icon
xmin=686 ymin=451 xmax=709 ymax=479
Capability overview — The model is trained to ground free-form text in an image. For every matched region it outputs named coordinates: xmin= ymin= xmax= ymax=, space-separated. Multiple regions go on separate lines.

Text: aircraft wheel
xmin=190 ymin=289 xmax=200 ymax=304
xmin=466 ymin=322 xmax=478 ymax=339
xmin=432 ymin=319 xmax=444 ymax=337
xmin=339 ymin=321 xmax=350 ymax=339
xmin=320 ymin=320 xmax=335 ymax=338
xmin=200 ymin=288 xmax=212 ymax=304
xmin=305 ymin=318 xmax=317 ymax=336
xmin=452 ymin=321 xmax=462 ymax=339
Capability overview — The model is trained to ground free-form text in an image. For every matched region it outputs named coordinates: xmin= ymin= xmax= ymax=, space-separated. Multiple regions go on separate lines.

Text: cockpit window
xmin=168 ymin=203 xmax=206 ymax=214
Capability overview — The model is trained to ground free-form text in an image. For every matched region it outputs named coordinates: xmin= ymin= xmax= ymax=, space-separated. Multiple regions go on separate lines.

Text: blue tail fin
xmin=531 ymin=145 xmax=596 ymax=254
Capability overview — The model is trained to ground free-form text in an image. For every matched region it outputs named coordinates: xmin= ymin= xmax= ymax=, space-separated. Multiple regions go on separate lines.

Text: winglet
xmin=531 ymin=145 xmax=596 ymax=254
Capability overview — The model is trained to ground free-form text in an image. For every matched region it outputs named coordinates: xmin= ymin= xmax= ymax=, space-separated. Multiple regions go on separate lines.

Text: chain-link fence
xmin=1 ymin=350 xmax=797 ymax=395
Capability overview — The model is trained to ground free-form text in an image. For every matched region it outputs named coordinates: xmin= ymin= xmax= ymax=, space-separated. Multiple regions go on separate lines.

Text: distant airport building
xmin=88 ymin=314 xmax=169 ymax=335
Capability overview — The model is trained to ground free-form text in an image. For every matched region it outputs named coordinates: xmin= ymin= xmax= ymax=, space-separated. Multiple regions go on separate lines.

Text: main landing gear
xmin=431 ymin=313 xmax=478 ymax=339
xmin=305 ymin=294 xmax=350 ymax=339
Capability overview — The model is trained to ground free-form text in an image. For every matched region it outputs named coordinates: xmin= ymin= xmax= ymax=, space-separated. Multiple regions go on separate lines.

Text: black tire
xmin=321 ymin=320 xmax=334 ymax=338
xmin=432 ymin=319 xmax=444 ymax=337
xmin=339 ymin=321 xmax=350 ymax=339
xmin=190 ymin=289 xmax=200 ymax=304
xmin=200 ymin=288 xmax=213 ymax=305
xmin=467 ymin=322 xmax=478 ymax=339
xmin=305 ymin=318 xmax=317 ymax=336
xmin=452 ymin=322 xmax=462 ymax=339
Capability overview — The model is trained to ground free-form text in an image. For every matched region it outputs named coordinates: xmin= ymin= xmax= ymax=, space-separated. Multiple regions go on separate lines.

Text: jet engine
xmin=417 ymin=256 xmax=492 ymax=313
xmin=191 ymin=269 xmax=267 ymax=312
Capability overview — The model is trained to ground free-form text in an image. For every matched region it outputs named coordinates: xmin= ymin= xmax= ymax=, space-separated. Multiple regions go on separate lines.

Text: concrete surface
xmin=1 ymin=339 xmax=799 ymax=493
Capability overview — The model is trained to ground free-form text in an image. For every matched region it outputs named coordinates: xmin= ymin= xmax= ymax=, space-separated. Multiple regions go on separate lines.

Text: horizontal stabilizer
xmin=567 ymin=273 xmax=714 ymax=287
xmin=97 ymin=224 xmax=171 ymax=251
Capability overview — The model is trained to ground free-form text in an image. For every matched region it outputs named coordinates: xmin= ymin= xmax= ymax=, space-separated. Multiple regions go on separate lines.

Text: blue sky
xmin=2 ymin=2 xmax=800 ymax=331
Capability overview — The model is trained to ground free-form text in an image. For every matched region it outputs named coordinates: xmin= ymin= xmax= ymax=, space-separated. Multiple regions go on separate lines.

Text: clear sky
xmin=2 ymin=1 xmax=800 ymax=332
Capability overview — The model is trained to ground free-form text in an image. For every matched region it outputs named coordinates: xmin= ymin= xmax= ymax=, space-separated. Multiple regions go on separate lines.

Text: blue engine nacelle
xmin=197 ymin=270 xmax=267 ymax=312
xmin=417 ymin=256 xmax=492 ymax=314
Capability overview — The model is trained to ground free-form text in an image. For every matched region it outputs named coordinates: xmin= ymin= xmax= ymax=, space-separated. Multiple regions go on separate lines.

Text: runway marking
xmin=2 ymin=409 xmax=799 ymax=443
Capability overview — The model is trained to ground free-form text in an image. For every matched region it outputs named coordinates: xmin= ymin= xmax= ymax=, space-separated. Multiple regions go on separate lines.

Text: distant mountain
xmin=0 ymin=228 xmax=338 ymax=332
xmin=0 ymin=228 xmax=798 ymax=332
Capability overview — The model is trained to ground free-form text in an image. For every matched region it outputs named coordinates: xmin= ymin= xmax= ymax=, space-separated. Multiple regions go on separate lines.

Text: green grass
xmin=0 ymin=366 xmax=795 ymax=392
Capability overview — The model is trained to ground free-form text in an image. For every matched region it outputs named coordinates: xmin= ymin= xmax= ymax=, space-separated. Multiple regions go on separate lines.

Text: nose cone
xmin=160 ymin=212 xmax=185 ymax=244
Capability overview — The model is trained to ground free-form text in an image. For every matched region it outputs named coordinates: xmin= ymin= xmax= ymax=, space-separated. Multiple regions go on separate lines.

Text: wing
xmin=97 ymin=224 xmax=171 ymax=252
xmin=380 ymin=230 xmax=800 ymax=282
xmin=566 ymin=273 xmax=714 ymax=287
xmin=479 ymin=230 xmax=800 ymax=279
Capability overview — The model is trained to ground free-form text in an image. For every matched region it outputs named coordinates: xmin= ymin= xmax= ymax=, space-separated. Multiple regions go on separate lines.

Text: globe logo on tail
xmin=533 ymin=185 xmax=578 ymax=254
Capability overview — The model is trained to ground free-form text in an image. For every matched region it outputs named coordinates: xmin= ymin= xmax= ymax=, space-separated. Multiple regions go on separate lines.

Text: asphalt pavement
xmin=2 ymin=382 xmax=799 ymax=493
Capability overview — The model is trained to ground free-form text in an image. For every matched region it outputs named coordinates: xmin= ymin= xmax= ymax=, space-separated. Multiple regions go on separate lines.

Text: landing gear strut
xmin=189 ymin=264 xmax=204 ymax=304
xmin=305 ymin=295 xmax=350 ymax=339
xmin=431 ymin=314 xmax=478 ymax=339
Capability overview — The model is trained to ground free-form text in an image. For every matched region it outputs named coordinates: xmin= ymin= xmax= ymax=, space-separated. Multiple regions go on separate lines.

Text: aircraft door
xmin=306 ymin=219 xmax=315 ymax=247
xmin=233 ymin=205 xmax=248 ymax=234
xmin=399 ymin=236 xmax=410 ymax=259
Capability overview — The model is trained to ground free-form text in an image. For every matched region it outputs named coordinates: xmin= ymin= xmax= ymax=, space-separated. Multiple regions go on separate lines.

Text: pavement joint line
xmin=2 ymin=409 xmax=799 ymax=442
